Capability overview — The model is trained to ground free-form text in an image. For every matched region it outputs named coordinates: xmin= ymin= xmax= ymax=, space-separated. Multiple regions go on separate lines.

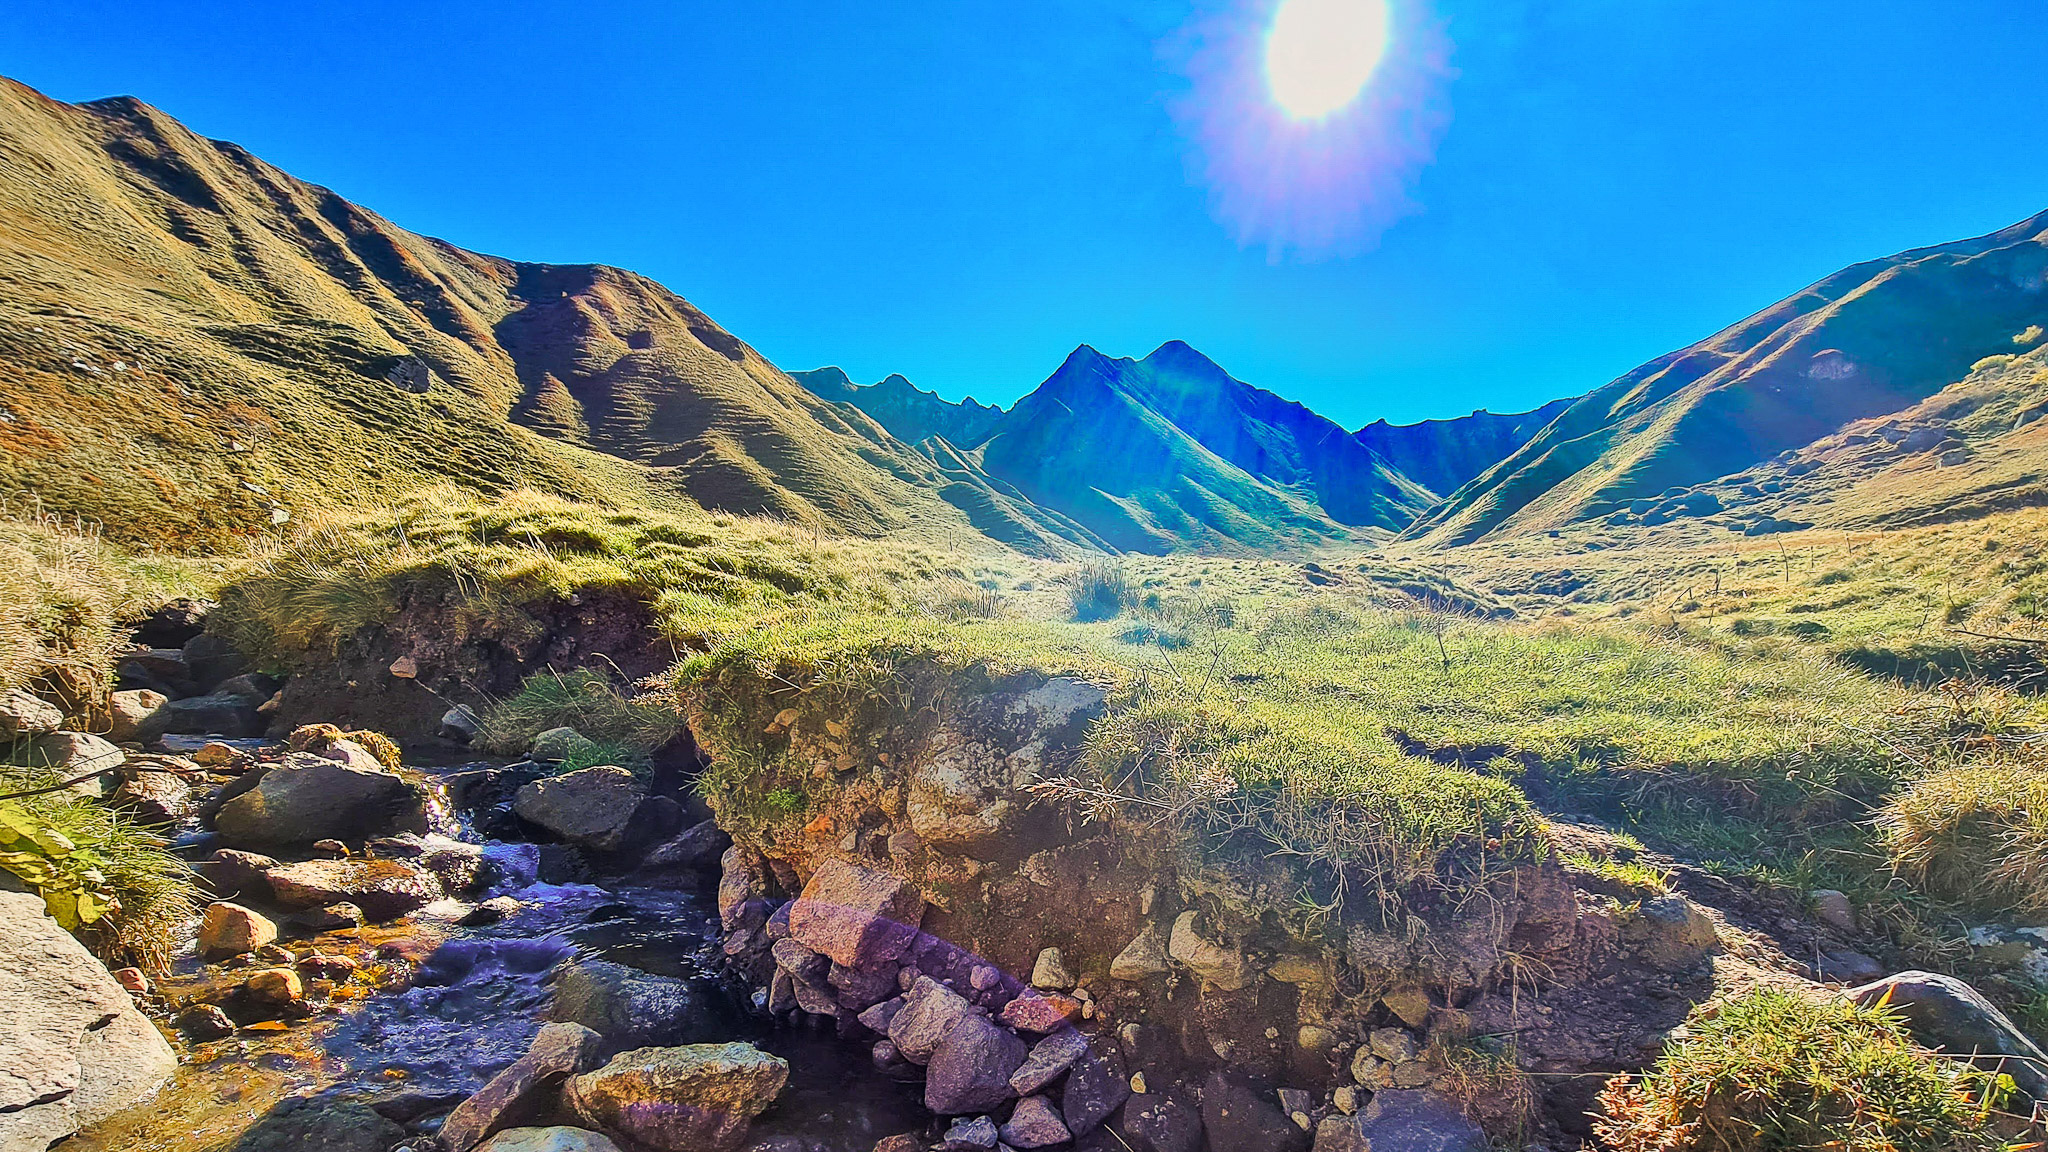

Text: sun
xmin=1264 ymin=0 xmax=1392 ymax=121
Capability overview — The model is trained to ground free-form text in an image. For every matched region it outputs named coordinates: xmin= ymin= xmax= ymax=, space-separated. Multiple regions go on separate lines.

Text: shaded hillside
xmin=972 ymin=342 xmax=1432 ymax=553
xmin=792 ymin=367 xmax=1005 ymax=448
xmin=1404 ymin=209 xmax=2048 ymax=546
xmin=0 ymin=78 xmax=1004 ymax=546
xmin=1354 ymin=398 xmax=1572 ymax=499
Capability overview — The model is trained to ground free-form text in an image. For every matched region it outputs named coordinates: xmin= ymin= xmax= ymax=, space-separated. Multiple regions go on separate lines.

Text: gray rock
xmin=565 ymin=1043 xmax=789 ymax=1152
xmin=215 ymin=672 xmax=282 ymax=702
xmin=1031 ymin=947 xmax=1075 ymax=991
xmin=1061 ymin=1048 xmax=1129 ymax=1136
xmin=111 ymin=767 xmax=192 ymax=822
xmin=549 ymin=959 xmax=716 ymax=1053
xmin=1109 ymin=925 xmax=1172 ymax=981
xmin=203 ymin=848 xmax=281 ymax=898
xmin=1200 ymin=1072 xmax=1307 ymax=1152
xmin=1811 ymin=889 xmax=1855 ymax=932
xmin=217 ymin=1098 xmax=405 ymax=1152
xmin=1847 ymin=971 xmax=2048 ymax=1102
xmin=514 ymin=767 xmax=649 ymax=852
xmin=926 ymin=1013 xmax=1027 ymax=1115
xmin=940 ymin=1115 xmax=999 ymax=1149
xmin=1634 ymin=893 xmax=1718 ymax=970
xmin=890 ymin=976 xmax=973 ymax=1064
xmin=1001 ymin=1095 xmax=1071 ymax=1148
xmin=1169 ymin=911 xmax=1251 ymax=991
xmin=1352 ymin=1089 xmax=1487 ymax=1152
xmin=154 ymin=692 xmax=264 ymax=737
xmin=441 ymin=705 xmax=483 ymax=743
xmin=214 ymin=752 xmax=435 ymax=848
xmin=441 ymin=1022 xmax=606 ymax=1152
xmin=1117 ymin=1094 xmax=1202 ymax=1152
xmin=0 ymin=891 xmax=177 ymax=1150
xmin=182 ymin=632 xmax=250 ymax=694
xmin=105 ymin=689 xmax=168 ymax=743
xmin=477 ymin=1129 xmax=624 ymax=1152
xmin=16 ymin=731 xmax=125 ymax=795
xmin=1010 ymin=1028 xmax=1089 ymax=1096
xmin=641 ymin=819 xmax=732 ymax=872
xmin=0 ymin=687 xmax=63 ymax=738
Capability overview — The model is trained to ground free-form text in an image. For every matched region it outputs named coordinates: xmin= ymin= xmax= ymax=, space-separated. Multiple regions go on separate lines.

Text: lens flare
xmin=1167 ymin=0 xmax=1451 ymax=259
xmin=1265 ymin=0 xmax=1391 ymax=120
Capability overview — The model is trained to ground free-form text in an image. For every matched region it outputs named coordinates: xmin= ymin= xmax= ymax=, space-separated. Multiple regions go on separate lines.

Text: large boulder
xmin=1848 ymin=971 xmax=2048 ymax=1101
xmin=548 ymin=960 xmax=718 ymax=1053
xmin=441 ymin=1022 xmax=606 ymax=1152
xmin=15 ymin=732 xmax=125 ymax=796
xmin=213 ymin=752 xmax=435 ymax=848
xmin=565 ymin=1043 xmax=789 ymax=1152
xmin=0 ymin=687 xmax=63 ymax=739
xmin=0 ymin=891 xmax=177 ymax=1150
xmin=788 ymin=858 xmax=925 ymax=969
xmin=264 ymin=858 xmax=443 ymax=921
xmin=154 ymin=692 xmax=264 ymax=737
xmin=514 ymin=767 xmax=649 ymax=852
xmin=889 ymin=976 xmax=973 ymax=1063
xmin=925 ymin=1013 xmax=1027 ymax=1115
xmin=105 ymin=689 xmax=168 ymax=743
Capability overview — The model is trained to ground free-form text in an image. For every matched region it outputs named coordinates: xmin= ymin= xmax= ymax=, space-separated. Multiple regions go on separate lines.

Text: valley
xmin=4 ymin=72 xmax=2048 ymax=1152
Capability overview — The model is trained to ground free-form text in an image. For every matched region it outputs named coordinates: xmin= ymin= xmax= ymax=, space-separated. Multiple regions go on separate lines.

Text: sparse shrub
xmin=1064 ymin=560 xmax=1136 ymax=622
xmin=554 ymin=738 xmax=646 ymax=777
xmin=1117 ymin=623 xmax=1191 ymax=650
xmin=1880 ymin=758 xmax=2048 ymax=912
xmin=0 ymin=502 xmax=140 ymax=708
xmin=1972 ymin=353 xmax=2016 ymax=374
xmin=478 ymin=667 xmax=680 ymax=757
xmin=1596 ymin=989 xmax=2011 ymax=1152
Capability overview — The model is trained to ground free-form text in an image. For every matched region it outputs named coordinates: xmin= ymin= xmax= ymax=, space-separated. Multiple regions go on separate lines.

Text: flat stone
xmin=1109 ymin=925 xmax=1172 ymax=981
xmin=1009 ymin=1029 xmax=1089 ymax=1096
xmin=1116 ymin=1094 xmax=1203 ymax=1152
xmin=0 ymin=687 xmax=63 ymax=738
xmin=441 ymin=1022 xmax=606 ymax=1151
xmin=1200 ymin=1072 xmax=1307 ymax=1152
xmin=1060 ymin=1048 xmax=1129 ymax=1136
xmin=1355 ymin=1089 xmax=1487 ymax=1152
xmin=1001 ymin=1095 xmax=1071 ymax=1148
xmin=549 ymin=960 xmax=715 ymax=1053
xmin=1369 ymin=1027 xmax=1418 ymax=1062
xmin=264 ymin=858 xmax=442 ymax=921
xmin=514 ymin=767 xmax=649 ymax=852
xmin=788 ymin=858 xmax=925 ymax=969
xmin=225 ymin=1099 xmax=405 ymax=1152
xmin=925 ymin=1013 xmax=1027 ymax=1115
xmin=154 ymin=692 xmax=264 ymax=738
xmin=566 ymin=1043 xmax=789 ymax=1152
xmin=477 ymin=1128 xmax=624 ymax=1152
xmin=1000 ymin=991 xmax=1082 ymax=1034
xmin=214 ymin=751 xmax=434 ymax=848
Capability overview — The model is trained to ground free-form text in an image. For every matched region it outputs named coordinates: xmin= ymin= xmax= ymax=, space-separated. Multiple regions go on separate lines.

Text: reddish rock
xmin=197 ymin=901 xmax=277 ymax=957
xmin=788 ymin=858 xmax=925 ymax=969
xmin=999 ymin=991 xmax=1082 ymax=1034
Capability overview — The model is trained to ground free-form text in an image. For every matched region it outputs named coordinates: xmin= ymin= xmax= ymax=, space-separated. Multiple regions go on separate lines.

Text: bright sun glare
xmin=1264 ymin=0 xmax=1392 ymax=120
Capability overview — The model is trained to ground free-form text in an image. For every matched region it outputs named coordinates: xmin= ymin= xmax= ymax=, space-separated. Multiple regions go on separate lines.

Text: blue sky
xmin=4 ymin=1 xmax=2046 ymax=426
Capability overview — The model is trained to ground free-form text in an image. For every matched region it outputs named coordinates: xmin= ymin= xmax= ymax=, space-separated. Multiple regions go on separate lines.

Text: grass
xmin=476 ymin=667 xmax=682 ymax=759
xmin=1880 ymin=755 xmax=2048 ymax=913
xmin=1596 ymin=989 xmax=2016 ymax=1152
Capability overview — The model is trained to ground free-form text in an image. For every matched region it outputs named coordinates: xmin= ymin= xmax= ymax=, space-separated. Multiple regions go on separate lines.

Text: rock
xmin=133 ymin=598 xmax=211 ymax=649
xmin=105 ymin=689 xmax=168 ymax=742
xmin=1118 ymin=1094 xmax=1203 ymax=1152
xmin=926 ymin=1012 xmax=1028 ymax=1115
xmin=216 ymin=672 xmax=283 ymax=702
xmin=154 ymin=692 xmax=264 ymax=737
xmin=1061 ymin=1049 xmax=1129 ymax=1136
xmin=1200 ymin=1072 xmax=1307 ymax=1152
xmin=199 ymin=900 xmax=279 ymax=956
xmin=299 ymin=953 xmax=358 ymax=980
xmin=565 ymin=1043 xmax=790 ymax=1152
xmin=1847 ymin=971 xmax=2048 ymax=1101
xmin=17 ymin=731 xmax=125 ymax=793
xmin=477 ymin=1129 xmax=624 ymax=1152
xmin=642 ymin=819 xmax=733 ymax=872
xmin=112 ymin=768 xmax=192 ymax=823
xmin=301 ymin=902 xmax=366 ymax=931
xmin=179 ymin=1004 xmax=235 ymax=1040
xmin=214 ymin=751 xmax=435 ymax=848
xmin=217 ymin=1098 xmax=406 ymax=1152
xmin=1312 ymin=1114 xmax=1368 ymax=1152
xmin=442 ymin=1022 xmax=606 ymax=1152
xmin=112 ymin=967 xmax=149 ymax=994
xmin=1000 ymin=991 xmax=1082 ymax=1033
xmin=830 ymin=960 xmax=902 ymax=1011
xmin=417 ymin=834 xmax=488 ymax=893
xmin=442 ymin=705 xmax=483 ymax=743
xmin=265 ymin=858 xmax=443 ymax=921
xmin=1331 ymin=1085 xmax=1360 ymax=1115
xmin=1634 ymin=893 xmax=1718 ymax=970
xmin=464 ymin=895 xmax=525 ymax=927
xmin=549 ymin=959 xmax=716 ymax=1053
xmin=514 ymin=767 xmax=650 ymax=852
xmin=182 ymin=632 xmax=250 ymax=693
xmin=203 ymin=849 xmax=280 ymax=897
xmin=245 ymin=967 xmax=304 ymax=1006
xmin=1031 ymin=947 xmax=1075 ymax=991
xmin=312 ymin=838 xmax=351 ymax=858
xmin=119 ymin=648 xmax=197 ymax=697
xmin=788 ymin=858 xmax=925 ymax=969
xmin=1352 ymin=1089 xmax=1487 ymax=1152
xmin=0 ymin=891 xmax=177 ymax=1150
xmin=1010 ymin=1029 xmax=1090 ymax=1095
xmin=1811 ymin=889 xmax=1856 ymax=932
xmin=306 ymin=738 xmax=390 ymax=774
xmin=1169 ymin=911 xmax=1252 ymax=992
xmin=1382 ymin=987 xmax=1432 ymax=1029
xmin=1109 ymin=925 xmax=1172 ymax=981
xmin=193 ymin=740 xmax=243 ymax=768
xmin=873 ymin=1136 xmax=923 ymax=1152
xmin=1279 ymin=1087 xmax=1313 ymax=1130
xmin=531 ymin=726 xmax=599 ymax=764
xmin=1819 ymin=949 xmax=1885 ymax=984
xmin=1369 ymin=1027 xmax=1418 ymax=1063
xmin=890 ymin=976 xmax=974 ymax=1063
xmin=940 ymin=1115 xmax=1000 ymax=1149
xmin=1002 ymin=1095 xmax=1071 ymax=1148
xmin=0 ymin=688 xmax=62 ymax=739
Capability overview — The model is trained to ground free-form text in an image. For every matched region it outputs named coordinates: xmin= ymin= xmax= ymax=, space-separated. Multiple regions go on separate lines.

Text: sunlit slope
xmin=1404 ymin=209 xmax=2048 ymax=546
xmin=0 ymin=78 xmax=1000 ymax=545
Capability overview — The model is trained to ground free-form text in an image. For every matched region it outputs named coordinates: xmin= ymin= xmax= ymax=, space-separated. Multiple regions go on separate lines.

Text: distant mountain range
xmin=3 ymin=74 xmax=2044 ymax=555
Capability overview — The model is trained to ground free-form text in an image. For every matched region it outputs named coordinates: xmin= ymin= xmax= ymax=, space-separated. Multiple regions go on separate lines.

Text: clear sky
xmin=4 ymin=1 xmax=2046 ymax=426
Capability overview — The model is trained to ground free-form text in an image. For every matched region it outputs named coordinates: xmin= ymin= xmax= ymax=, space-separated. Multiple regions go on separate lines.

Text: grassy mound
xmin=1881 ymin=756 xmax=2048 ymax=913
xmin=1597 ymin=989 xmax=2015 ymax=1152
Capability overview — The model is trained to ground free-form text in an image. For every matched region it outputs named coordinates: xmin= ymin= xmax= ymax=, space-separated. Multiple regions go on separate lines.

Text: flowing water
xmin=72 ymin=753 xmax=930 ymax=1152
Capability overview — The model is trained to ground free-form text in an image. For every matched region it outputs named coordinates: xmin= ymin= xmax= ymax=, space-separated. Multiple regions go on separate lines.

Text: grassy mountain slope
xmin=791 ymin=367 xmax=1005 ymax=448
xmin=0 ymin=78 xmax=1000 ymax=547
xmin=973 ymin=342 xmax=1433 ymax=553
xmin=1404 ymin=209 xmax=2048 ymax=547
xmin=1354 ymin=398 xmax=1571 ymax=499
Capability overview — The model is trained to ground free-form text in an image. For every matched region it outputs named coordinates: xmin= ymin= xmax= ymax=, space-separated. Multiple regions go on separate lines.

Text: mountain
xmin=969 ymin=342 xmax=1434 ymax=553
xmin=0 ymin=78 xmax=1019 ymax=547
xmin=1404 ymin=209 xmax=2048 ymax=546
xmin=1354 ymin=399 xmax=1572 ymax=499
xmin=791 ymin=367 xmax=1005 ymax=448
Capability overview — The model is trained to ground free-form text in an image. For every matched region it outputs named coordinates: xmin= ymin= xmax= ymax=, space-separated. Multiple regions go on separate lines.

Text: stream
xmin=71 ymin=746 xmax=931 ymax=1152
